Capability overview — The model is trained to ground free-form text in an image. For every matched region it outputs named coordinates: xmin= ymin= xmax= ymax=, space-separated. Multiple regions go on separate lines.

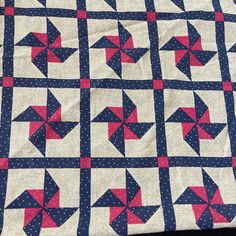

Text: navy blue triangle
xmin=171 ymin=0 xmax=185 ymax=11
xmin=104 ymin=0 xmax=117 ymax=11
xmin=175 ymin=187 xmax=207 ymax=204
xmin=46 ymin=208 xmax=78 ymax=226
xmin=176 ymin=52 xmax=191 ymax=79
xmin=109 ymin=125 xmax=125 ymax=156
xmin=202 ymin=169 xmax=218 ymax=203
xmin=184 ymin=124 xmax=200 ymax=155
xmin=6 ymin=191 xmax=42 ymax=209
xmin=47 ymin=90 xmax=61 ymax=120
xmin=166 ymin=108 xmax=195 ymax=123
xmin=92 ymin=190 xmax=125 ymax=207
xmin=196 ymin=207 xmax=213 ymax=229
xmin=110 ymin=210 xmax=127 ymax=235
xmin=44 ymin=170 xmax=59 ymax=206
xmin=107 ymin=49 xmax=122 ymax=77
xmin=160 ymin=37 xmax=188 ymax=51
xmin=50 ymin=48 xmax=78 ymax=62
xmin=194 ymin=93 xmax=208 ymax=122
xmin=29 ymin=124 xmax=46 ymax=156
xmin=123 ymin=91 xmax=136 ymax=121
xmin=129 ymin=206 xmax=159 ymax=223
xmin=126 ymin=170 xmax=140 ymax=205
xmin=91 ymin=36 xmax=119 ymax=49
xmin=13 ymin=106 xmax=45 ymax=122
xmin=38 ymin=0 xmax=47 ymax=7
xmin=23 ymin=210 xmax=43 ymax=236
xmin=48 ymin=121 xmax=78 ymax=138
xmin=16 ymin=32 xmax=45 ymax=47
xmin=93 ymin=107 xmax=122 ymax=122
xmin=32 ymin=49 xmax=48 ymax=77
xmin=123 ymin=48 xmax=149 ymax=63
xmin=47 ymin=19 xmax=60 ymax=46
xmin=126 ymin=123 xmax=154 ymax=139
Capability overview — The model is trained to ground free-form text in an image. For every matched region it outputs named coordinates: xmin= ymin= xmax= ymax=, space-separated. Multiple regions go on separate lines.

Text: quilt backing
xmin=1 ymin=0 xmax=236 ymax=235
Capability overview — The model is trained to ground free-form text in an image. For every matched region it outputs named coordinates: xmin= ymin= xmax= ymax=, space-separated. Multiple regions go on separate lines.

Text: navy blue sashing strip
xmin=0 ymin=7 xmax=236 ymax=23
xmin=77 ymin=0 xmax=91 ymax=235
xmin=0 ymin=0 xmax=15 ymax=233
xmin=145 ymin=0 xmax=176 ymax=231
xmin=3 ymin=156 xmax=233 ymax=169
xmin=213 ymin=0 xmax=236 ymax=177
xmin=2 ymin=77 xmax=236 ymax=91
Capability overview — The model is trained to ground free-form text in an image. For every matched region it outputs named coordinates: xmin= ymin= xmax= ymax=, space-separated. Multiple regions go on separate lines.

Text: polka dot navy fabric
xmin=1 ymin=0 xmax=236 ymax=235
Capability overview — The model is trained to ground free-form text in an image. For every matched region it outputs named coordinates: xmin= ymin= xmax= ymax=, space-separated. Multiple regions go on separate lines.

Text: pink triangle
xmin=105 ymin=48 xmax=119 ymax=62
xmin=32 ymin=106 xmax=47 ymax=120
xmin=122 ymin=37 xmax=134 ymax=49
xmin=45 ymin=124 xmax=61 ymax=140
xmin=47 ymin=49 xmax=61 ymax=63
xmin=127 ymin=209 xmax=144 ymax=224
xmin=197 ymin=125 xmax=213 ymax=139
xmin=191 ymin=37 xmax=202 ymax=51
xmin=190 ymin=187 xmax=208 ymax=202
xmin=175 ymin=50 xmax=188 ymax=64
xmin=209 ymin=207 xmax=229 ymax=223
xmin=45 ymin=191 xmax=60 ymax=208
xmin=190 ymin=52 xmax=202 ymax=66
xmin=181 ymin=108 xmax=196 ymax=121
xmin=29 ymin=121 xmax=45 ymax=137
xmin=125 ymin=108 xmax=138 ymax=123
xmin=27 ymin=189 xmax=44 ymax=206
xmin=192 ymin=204 xmax=208 ymax=221
xmin=181 ymin=123 xmax=195 ymax=138
xmin=109 ymin=207 xmax=126 ymax=224
xmin=110 ymin=189 xmax=127 ymax=205
xmin=210 ymin=188 xmax=224 ymax=205
xmin=198 ymin=109 xmax=210 ymax=124
xmin=31 ymin=47 xmax=46 ymax=60
xmin=175 ymin=36 xmax=190 ymax=48
xmin=50 ymin=35 xmax=62 ymax=48
xmin=128 ymin=190 xmax=142 ymax=207
xmin=42 ymin=210 xmax=57 ymax=228
xmin=108 ymin=122 xmax=122 ymax=138
xmin=48 ymin=107 xmax=62 ymax=122
xmin=33 ymin=33 xmax=48 ymax=46
xmin=108 ymin=107 xmax=124 ymax=121
xmin=121 ymin=51 xmax=135 ymax=63
xmin=106 ymin=36 xmax=120 ymax=47
xmin=24 ymin=208 xmax=41 ymax=227
xmin=124 ymin=125 xmax=139 ymax=140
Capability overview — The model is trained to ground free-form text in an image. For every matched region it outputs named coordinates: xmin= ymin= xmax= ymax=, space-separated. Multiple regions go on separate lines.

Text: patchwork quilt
xmin=1 ymin=0 xmax=236 ymax=235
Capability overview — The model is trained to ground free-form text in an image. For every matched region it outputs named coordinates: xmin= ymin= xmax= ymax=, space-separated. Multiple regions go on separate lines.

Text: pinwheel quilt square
xmin=1 ymin=0 xmax=236 ymax=235
xmin=3 ymin=169 xmax=80 ymax=236
xmin=14 ymin=16 xmax=79 ymax=79
xmin=88 ymin=19 xmax=151 ymax=80
xmin=164 ymin=90 xmax=229 ymax=157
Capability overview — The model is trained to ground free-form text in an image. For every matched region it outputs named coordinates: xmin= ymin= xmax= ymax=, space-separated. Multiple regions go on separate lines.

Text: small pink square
xmin=147 ymin=12 xmax=157 ymax=22
xmin=153 ymin=80 xmax=164 ymax=90
xmin=80 ymin=79 xmax=91 ymax=89
xmin=80 ymin=158 xmax=91 ymax=169
xmin=232 ymin=157 xmax=236 ymax=167
xmin=215 ymin=12 xmax=224 ymax=22
xmin=0 ymin=158 xmax=9 ymax=170
xmin=157 ymin=157 xmax=169 ymax=168
xmin=2 ymin=77 xmax=14 ymax=87
xmin=77 ymin=10 xmax=87 ymax=19
xmin=4 ymin=7 xmax=15 ymax=16
xmin=222 ymin=82 xmax=233 ymax=92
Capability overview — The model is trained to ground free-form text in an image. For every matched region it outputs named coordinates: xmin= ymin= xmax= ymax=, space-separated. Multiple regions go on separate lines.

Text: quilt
xmin=1 ymin=0 xmax=236 ymax=235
